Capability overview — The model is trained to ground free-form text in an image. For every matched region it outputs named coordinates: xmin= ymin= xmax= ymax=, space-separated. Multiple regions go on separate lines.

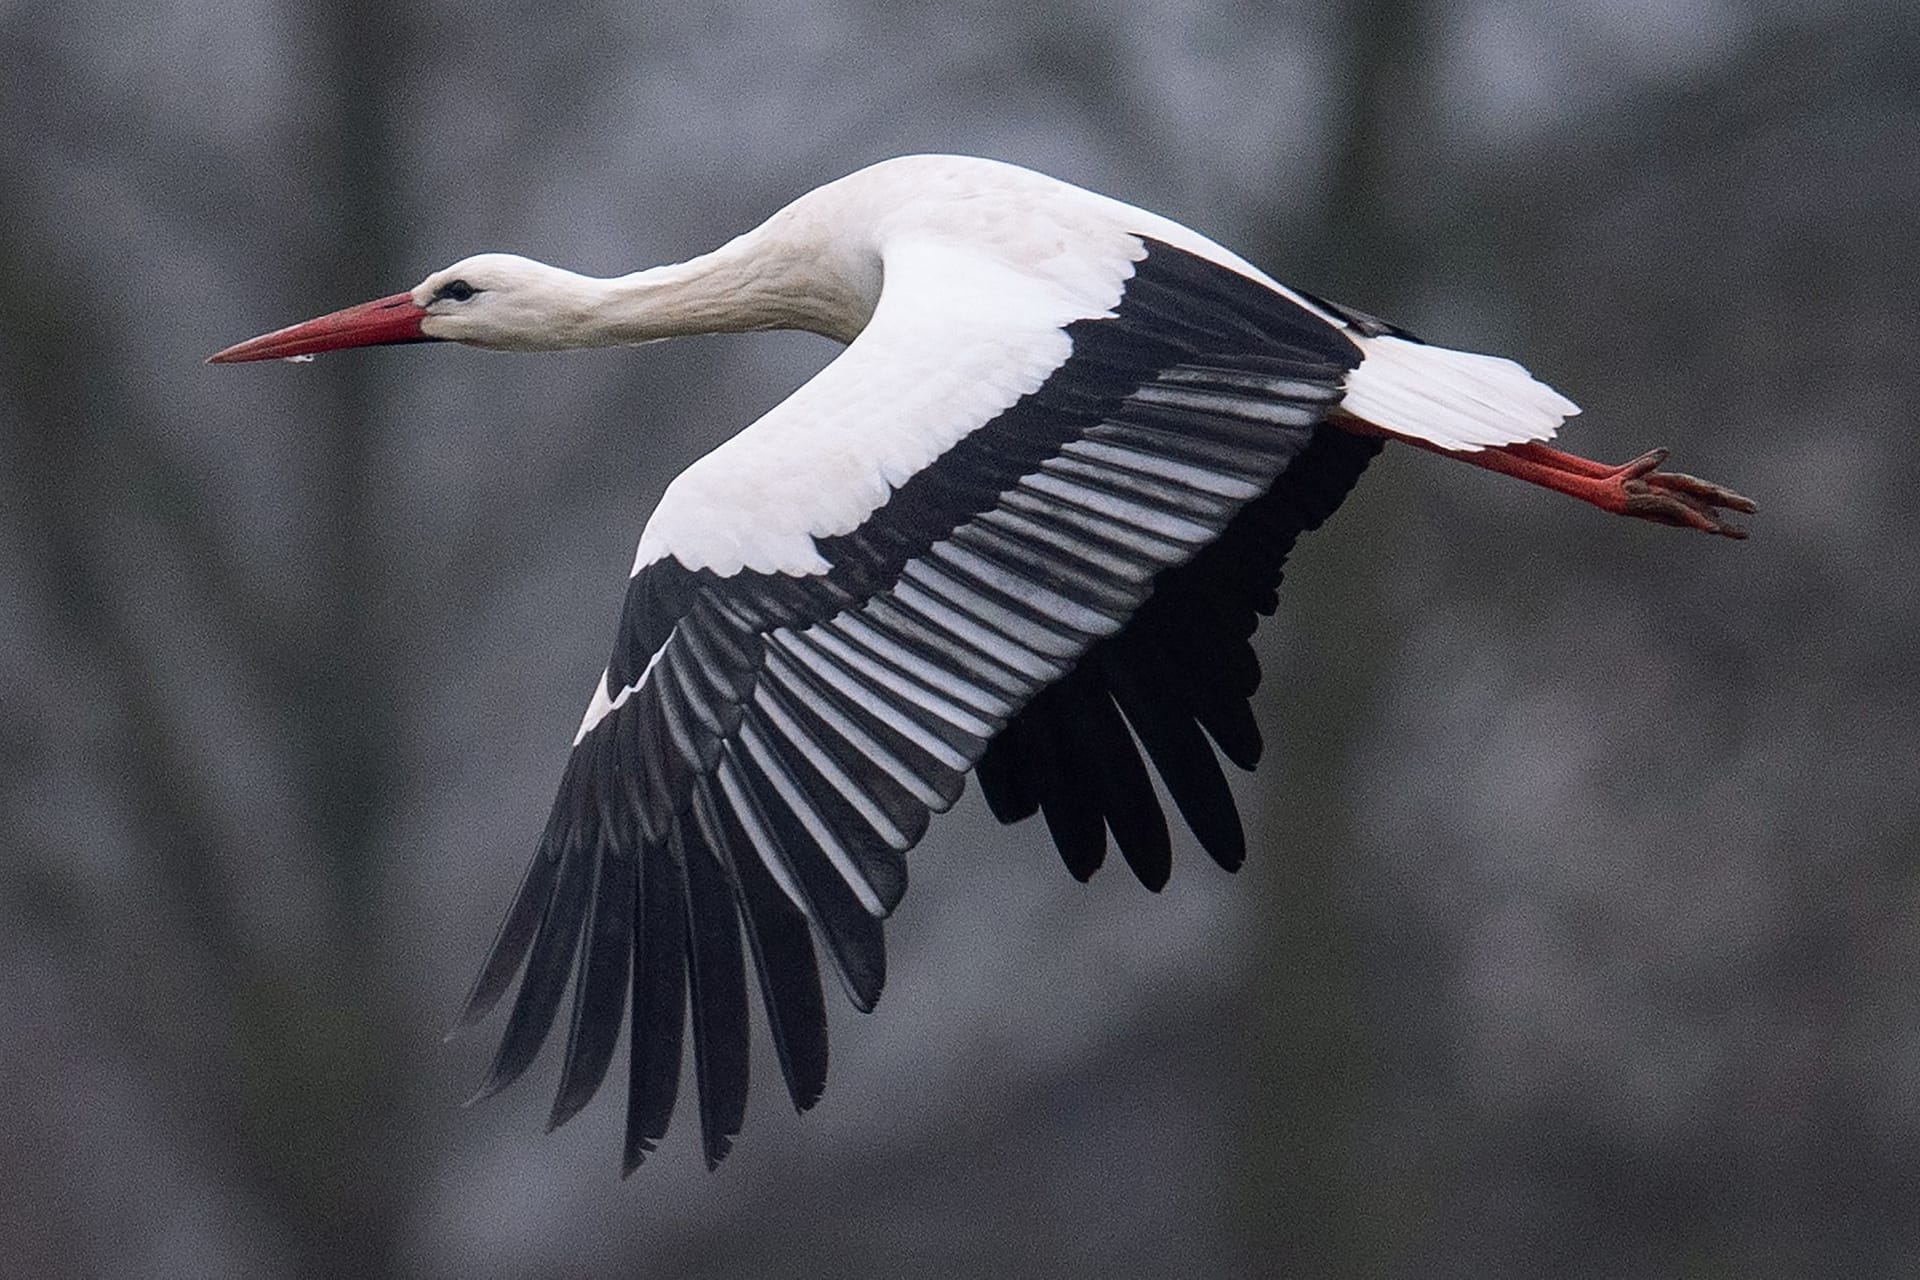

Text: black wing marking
xmin=973 ymin=423 xmax=1382 ymax=884
xmin=455 ymin=240 xmax=1373 ymax=1170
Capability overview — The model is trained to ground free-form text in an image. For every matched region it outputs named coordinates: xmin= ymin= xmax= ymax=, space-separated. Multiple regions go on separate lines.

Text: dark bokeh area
xmin=3 ymin=2 xmax=1914 ymax=1275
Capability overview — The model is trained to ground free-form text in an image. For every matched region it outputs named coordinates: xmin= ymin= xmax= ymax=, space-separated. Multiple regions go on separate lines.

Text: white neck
xmin=594 ymin=226 xmax=877 ymax=346
xmin=424 ymin=212 xmax=884 ymax=351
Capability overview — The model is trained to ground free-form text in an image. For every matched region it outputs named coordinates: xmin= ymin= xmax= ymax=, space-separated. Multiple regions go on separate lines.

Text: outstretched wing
xmin=453 ymin=236 xmax=1371 ymax=1171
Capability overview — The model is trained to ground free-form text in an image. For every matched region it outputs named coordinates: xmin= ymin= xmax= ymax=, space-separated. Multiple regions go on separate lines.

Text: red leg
xmin=1500 ymin=440 xmax=1639 ymax=480
xmin=1364 ymin=430 xmax=1757 ymax=538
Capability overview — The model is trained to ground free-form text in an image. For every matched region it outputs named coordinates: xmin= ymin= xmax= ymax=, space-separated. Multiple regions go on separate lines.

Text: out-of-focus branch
xmin=5 ymin=28 xmax=282 ymax=253
xmin=0 ymin=226 xmax=253 ymax=990
xmin=0 ymin=36 xmax=306 ymax=672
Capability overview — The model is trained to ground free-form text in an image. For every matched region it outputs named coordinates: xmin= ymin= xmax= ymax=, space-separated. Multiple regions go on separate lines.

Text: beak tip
xmin=206 ymin=339 xmax=265 ymax=365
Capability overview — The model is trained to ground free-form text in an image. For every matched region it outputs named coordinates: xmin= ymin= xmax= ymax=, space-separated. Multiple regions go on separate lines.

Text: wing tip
xmin=621 ymin=1137 xmax=658 ymax=1179
xmin=546 ymin=1085 xmax=596 ymax=1133
xmin=841 ymin=979 xmax=882 ymax=1016
xmin=1207 ymin=841 xmax=1246 ymax=874
xmin=462 ymin=1069 xmax=517 ymax=1110
xmin=1131 ymin=860 xmax=1172 ymax=893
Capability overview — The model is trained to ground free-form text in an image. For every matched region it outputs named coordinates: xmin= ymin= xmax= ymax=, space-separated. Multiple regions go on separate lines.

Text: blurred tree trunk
xmin=236 ymin=3 xmax=426 ymax=1274
xmin=291 ymin=0 xmax=416 ymax=910
xmin=1230 ymin=0 xmax=1428 ymax=1273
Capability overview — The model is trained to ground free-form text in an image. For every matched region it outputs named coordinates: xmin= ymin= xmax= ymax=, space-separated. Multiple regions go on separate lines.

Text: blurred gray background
xmin=3 ymin=1 xmax=1915 ymax=1276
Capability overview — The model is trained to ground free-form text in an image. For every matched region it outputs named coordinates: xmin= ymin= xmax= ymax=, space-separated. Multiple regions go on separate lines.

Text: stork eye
xmin=435 ymin=279 xmax=477 ymax=303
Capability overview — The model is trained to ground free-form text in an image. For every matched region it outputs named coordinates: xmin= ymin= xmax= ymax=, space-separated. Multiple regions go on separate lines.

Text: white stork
xmin=211 ymin=154 xmax=1753 ymax=1171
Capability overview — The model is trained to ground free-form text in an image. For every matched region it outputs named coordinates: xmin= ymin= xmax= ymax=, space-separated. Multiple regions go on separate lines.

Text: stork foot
xmin=1612 ymin=450 xmax=1758 ymax=539
xmin=1364 ymin=429 xmax=1758 ymax=539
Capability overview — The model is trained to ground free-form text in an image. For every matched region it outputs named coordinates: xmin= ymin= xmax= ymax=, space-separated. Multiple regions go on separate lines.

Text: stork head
xmin=208 ymin=253 xmax=603 ymax=362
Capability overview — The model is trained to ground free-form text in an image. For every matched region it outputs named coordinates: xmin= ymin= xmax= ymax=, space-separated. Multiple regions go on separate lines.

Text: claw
xmin=1615 ymin=448 xmax=1669 ymax=479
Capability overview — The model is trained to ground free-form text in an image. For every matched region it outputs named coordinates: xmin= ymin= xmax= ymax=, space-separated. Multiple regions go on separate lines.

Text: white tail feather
xmin=1340 ymin=333 xmax=1580 ymax=452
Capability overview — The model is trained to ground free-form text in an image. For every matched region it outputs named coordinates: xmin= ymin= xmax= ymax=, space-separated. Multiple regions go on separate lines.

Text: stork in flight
xmin=211 ymin=155 xmax=1752 ymax=1172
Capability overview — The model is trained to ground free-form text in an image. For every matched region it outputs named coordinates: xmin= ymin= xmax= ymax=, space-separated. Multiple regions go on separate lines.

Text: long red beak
xmin=207 ymin=291 xmax=437 ymax=363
